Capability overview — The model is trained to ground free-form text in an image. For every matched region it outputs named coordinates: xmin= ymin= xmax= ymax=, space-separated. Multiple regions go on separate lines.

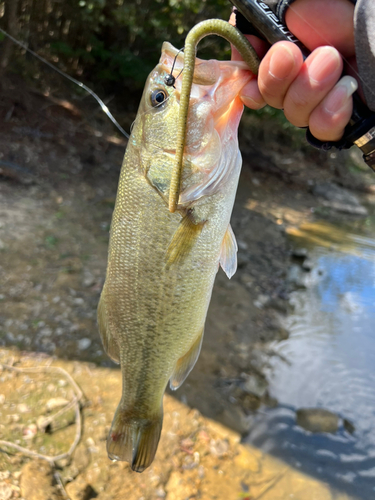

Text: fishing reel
xmin=229 ymin=0 xmax=375 ymax=171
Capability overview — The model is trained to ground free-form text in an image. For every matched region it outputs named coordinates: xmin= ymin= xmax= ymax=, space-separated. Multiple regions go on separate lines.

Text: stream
xmin=245 ymin=220 xmax=375 ymax=500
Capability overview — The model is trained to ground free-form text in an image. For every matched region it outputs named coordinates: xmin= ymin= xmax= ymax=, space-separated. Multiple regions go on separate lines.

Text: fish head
xmin=132 ymin=45 xmax=182 ymax=154
xmin=134 ymin=42 xmax=254 ymax=204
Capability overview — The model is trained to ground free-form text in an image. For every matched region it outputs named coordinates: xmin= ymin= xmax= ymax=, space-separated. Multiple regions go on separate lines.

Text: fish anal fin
xmin=97 ymin=293 xmax=120 ymax=364
xmin=166 ymin=210 xmax=206 ymax=266
xmin=170 ymin=329 xmax=204 ymax=390
xmin=219 ymin=224 xmax=238 ymax=279
xmin=107 ymin=404 xmax=163 ymax=473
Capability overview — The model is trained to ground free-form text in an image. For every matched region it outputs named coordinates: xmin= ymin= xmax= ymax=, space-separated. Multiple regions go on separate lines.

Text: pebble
xmin=20 ymin=460 xmax=64 ymax=500
xmin=302 ymin=259 xmax=314 ymax=271
xmin=296 ymin=408 xmax=339 ymax=434
xmin=17 ymin=403 xmax=30 ymax=413
xmin=313 ymin=182 xmax=368 ymax=216
xmin=23 ymin=423 xmax=37 ymax=439
xmin=46 ymin=397 xmax=69 ymax=411
xmin=65 ymin=478 xmax=95 ymax=500
xmin=0 ymin=394 xmax=5 ymax=404
xmin=291 ymin=247 xmax=308 ymax=259
xmin=82 ymin=270 xmax=95 ymax=288
xmin=0 ymin=482 xmax=13 ymax=500
xmin=253 ymin=294 xmax=270 ymax=309
xmin=287 ymin=265 xmax=306 ymax=288
xmin=241 ymin=373 xmax=268 ymax=398
xmin=210 ymin=439 xmax=229 ymax=457
xmin=155 ymin=487 xmax=166 ymax=498
xmin=77 ymin=338 xmax=91 ymax=350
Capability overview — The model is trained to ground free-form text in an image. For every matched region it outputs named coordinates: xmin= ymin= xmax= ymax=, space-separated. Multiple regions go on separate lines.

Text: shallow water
xmin=246 ymin=221 xmax=375 ymax=499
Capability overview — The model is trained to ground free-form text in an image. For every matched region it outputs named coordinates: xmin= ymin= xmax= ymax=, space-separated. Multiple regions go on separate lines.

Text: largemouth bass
xmin=98 ymin=35 xmax=256 ymax=472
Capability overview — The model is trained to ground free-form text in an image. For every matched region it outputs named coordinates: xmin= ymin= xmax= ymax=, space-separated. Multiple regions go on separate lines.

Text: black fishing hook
xmin=164 ymin=47 xmax=184 ymax=87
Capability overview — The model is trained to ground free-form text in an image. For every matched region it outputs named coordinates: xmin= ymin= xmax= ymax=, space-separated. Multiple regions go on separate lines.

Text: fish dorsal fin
xmin=219 ymin=224 xmax=238 ymax=279
xmin=97 ymin=293 xmax=120 ymax=364
xmin=170 ymin=328 xmax=204 ymax=390
xmin=166 ymin=211 xmax=205 ymax=266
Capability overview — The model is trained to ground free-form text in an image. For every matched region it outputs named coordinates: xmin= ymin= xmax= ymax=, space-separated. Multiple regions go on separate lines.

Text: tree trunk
xmin=0 ymin=0 xmax=20 ymax=70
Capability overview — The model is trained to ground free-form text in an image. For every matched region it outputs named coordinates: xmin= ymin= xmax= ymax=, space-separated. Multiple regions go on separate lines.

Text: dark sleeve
xmin=273 ymin=0 xmax=356 ymax=24
xmin=233 ymin=1 xmax=357 ymax=36
xmin=354 ymin=0 xmax=375 ymax=111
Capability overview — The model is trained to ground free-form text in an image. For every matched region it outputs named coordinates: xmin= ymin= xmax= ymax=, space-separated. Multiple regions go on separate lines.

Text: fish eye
xmin=150 ymin=89 xmax=167 ymax=108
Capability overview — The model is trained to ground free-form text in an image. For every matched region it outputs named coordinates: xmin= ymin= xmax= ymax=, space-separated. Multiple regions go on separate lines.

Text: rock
xmin=267 ymin=297 xmax=289 ymax=314
xmin=155 ymin=487 xmax=166 ymax=498
xmin=165 ymin=471 xmax=195 ymax=500
xmin=73 ymin=445 xmax=91 ymax=471
xmin=73 ymin=298 xmax=85 ymax=306
xmin=209 ymin=439 xmax=229 ymax=457
xmin=39 ymin=327 xmax=53 ymax=337
xmin=0 ymin=482 xmax=13 ymax=500
xmin=253 ymin=294 xmax=270 ymax=309
xmin=23 ymin=423 xmax=38 ymax=439
xmin=17 ymin=403 xmax=30 ymax=413
xmin=218 ymin=406 xmax=251 ymax=435
xmin=46 ymin=397 xmax=70 ymax=412
xmin=20 ymin=460 xmax=64 ymax=500
xmin=241 ymin=373 xmax=268 ymax=398
xmin=296 ymin=408 xmax=339 ymax=434
xmin=313 ymin=182 xmax=368 ymax=216
xmin=302 ymin=258 xmax=314 ymax=271
xmin=65 ymin=477 xmax=95 ymax=500
xmin=82 ymin=269 xmax=95 ymax=288
xmin=291 ymin=247 xmax=308 ymax=259
xmin=286 ymin=265 xmax=306 ymax=288
xmin=343 ymin=418 xmax=356 ymax=434
xmin=77 ymin=338 xmax=91 ymax=350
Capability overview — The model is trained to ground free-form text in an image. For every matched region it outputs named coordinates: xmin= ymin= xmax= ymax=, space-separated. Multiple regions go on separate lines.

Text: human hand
xmin=231 ymin=0 xmax=358 ymax=143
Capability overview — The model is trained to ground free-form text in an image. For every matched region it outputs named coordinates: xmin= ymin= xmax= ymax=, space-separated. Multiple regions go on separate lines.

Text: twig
xmin=0 ymin=361 xmax=83 ymax=464
xmin=253 ymin=469 xmax=288 ymax=500
xmin=54 ymin=470 xmax=71 ymax=500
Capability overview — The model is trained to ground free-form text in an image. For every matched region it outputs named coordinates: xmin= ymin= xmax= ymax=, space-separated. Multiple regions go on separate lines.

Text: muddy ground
xmin=0 ymin=79 xmax=374 ymax=499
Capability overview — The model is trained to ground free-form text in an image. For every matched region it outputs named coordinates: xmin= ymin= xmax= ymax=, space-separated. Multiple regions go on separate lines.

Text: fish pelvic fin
xmin=97 ymin=293 xmax=120 ymax=364
xmin=107 ymin=404 xmax=163 ymax=473
xmin=166 ymin=210 xmax=205 ymax=267
xmin=170 ymin=328 xmax=204 ymax=390
xmin=219 ymin=224 xmax=238 ymax=279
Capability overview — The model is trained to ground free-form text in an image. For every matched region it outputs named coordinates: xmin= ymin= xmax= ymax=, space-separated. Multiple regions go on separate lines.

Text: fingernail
xmin=308 ymin=47 xmax=341 ymax=84
xmin=324 ymin=76 xmax=358 ymax=114
xmin=269 ymin=45 xmax=296 ymax=80
xmin=241 ymin=95 xmax=266 ymax=110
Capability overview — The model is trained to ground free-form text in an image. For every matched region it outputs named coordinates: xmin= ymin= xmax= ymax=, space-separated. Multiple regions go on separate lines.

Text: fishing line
xmin=165 ymin=48 xmax=185 ymax=87
xmin=0 ymin=27 xmax=130 ymax=139
xmin=287 ymin=3 xmax=375 ymax=103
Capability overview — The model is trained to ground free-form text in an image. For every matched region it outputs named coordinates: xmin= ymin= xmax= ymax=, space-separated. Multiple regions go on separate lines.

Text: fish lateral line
xmin=168 ymin=19 xmax=260 ymax=214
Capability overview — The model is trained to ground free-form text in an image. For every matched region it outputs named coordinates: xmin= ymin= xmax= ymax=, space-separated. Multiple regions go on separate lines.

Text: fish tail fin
xmin=107 ymin=403 xmax=163 ymax=473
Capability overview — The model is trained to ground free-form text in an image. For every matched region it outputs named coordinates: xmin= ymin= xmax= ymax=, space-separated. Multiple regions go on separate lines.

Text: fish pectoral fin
xmin=166 ymin=211 xmax=206 ymax=266
xmin=170 ymin=328 xmax=204 ymax=390
xmin=97 ymin=294 xmax=120 ymax=364
xmin=107 ymin=404 xmax=163 ymax=473
xmin=219 ymin=224 xmax=238 ymax=279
